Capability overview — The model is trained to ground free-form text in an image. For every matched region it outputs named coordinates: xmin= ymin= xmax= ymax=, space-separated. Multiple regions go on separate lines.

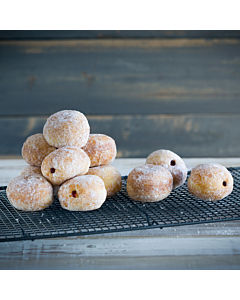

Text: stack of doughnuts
xmin=127 ymin=149 xmax=188 ymax=202
xmin=7 ymin=110 xmax=121 ymax=212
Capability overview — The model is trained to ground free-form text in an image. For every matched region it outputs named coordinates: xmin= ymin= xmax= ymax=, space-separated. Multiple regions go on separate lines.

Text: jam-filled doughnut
xmin=82 ymin=134 xmax=117 ymax=167
xmin=58 ymin=175 xmax=107 ymax=211
xmin=43 ymin=110 xmax=90 ymax=148
xmin=20 ymin=165 xmax=42 ymax=176
xmin=127 ymin=164 xmax=173 ymax=202
xmin=6 ymin=174 xmax=53 ymax=211
xmin=41 ymin=146 xmax=90 ymax=185
xmin=87 ymin=165 xmax=122 ymax=197
xmin=187 ymin=164 xmax=233 ymax=201
xmin=22 ymin=133 xmax=56 ymax=166
xmin=146 ymin=149 xmax=187 ymax=189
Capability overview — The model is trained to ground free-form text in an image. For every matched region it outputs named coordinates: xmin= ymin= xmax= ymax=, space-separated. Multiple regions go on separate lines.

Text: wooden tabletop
xmin=0 ymin=158 xmax=240 ymax=270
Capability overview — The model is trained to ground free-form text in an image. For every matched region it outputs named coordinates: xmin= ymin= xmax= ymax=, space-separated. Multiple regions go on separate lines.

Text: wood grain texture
xmin=0 ymin=39 xmax=240 ymax=116
xmin=1 ymin=30 xmax=240 ymax=40
xmin=1 ymin=114 xmax=240 ymax=157
xmin=1 ymin=236 xmax=240 ymax=269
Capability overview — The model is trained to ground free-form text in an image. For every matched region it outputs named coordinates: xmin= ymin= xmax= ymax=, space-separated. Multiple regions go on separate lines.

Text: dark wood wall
xmin=0 ymin=31 xmax=240 ymax=158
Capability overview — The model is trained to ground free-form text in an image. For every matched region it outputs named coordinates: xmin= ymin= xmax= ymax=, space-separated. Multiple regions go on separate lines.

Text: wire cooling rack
xmin=0 ymin=167 xmax=240 ymax=243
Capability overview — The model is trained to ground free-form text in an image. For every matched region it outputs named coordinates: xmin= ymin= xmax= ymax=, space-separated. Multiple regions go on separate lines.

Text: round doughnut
xmin=146 ymin=149 xmax=187 ymax=189
xmin=87 ymin=165 xmax=122 ymax=197
xmin=6 ymin=174 xmax=53 ymax=211
xmin=58 ymin=175 xmax=107 ymax=211
xmin=20 ymin=165 xmax=42 ymax=176
xmin=127 ymin=164 xmax=173 ymax=202
xmin=187 ymin=164 xmax=233 ymax=201
xmin=43 ymin=110 xmax=90 ymax=148
xmin=82 ymin=134 xmax=117 ymax=167
xmin=21 ymin=133 xmax=56 ymax=166
xmin=41 ymin=146 xmax=90 ymax=185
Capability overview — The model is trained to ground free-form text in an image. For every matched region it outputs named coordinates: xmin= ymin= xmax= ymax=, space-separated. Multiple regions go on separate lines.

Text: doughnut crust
xmin=6 ymin=174 xmax=53 ymax=211
xmin=21 ymin=134 xmax=56 ymax=166
xmin=41 ymin=146 xmax=90 ymax=185
xmin=87 ymin=165 xmax=122 ymax=197
xmin=188 ymin=164 xmax=233 ymax=201
xmin=20 ymin=165 xmax=42 ymax=176
xmin=127 ymin=164 xmax=173 ymax=202
xmin=58 ymin=175 xmax=107 ymax=211
xmin=146 ymin=149 xmax=187 ymax=189
xmin=82 ymin=134 xmax=117 ymax=167
xmin=43 ymin=110 xmax=90 ymax=148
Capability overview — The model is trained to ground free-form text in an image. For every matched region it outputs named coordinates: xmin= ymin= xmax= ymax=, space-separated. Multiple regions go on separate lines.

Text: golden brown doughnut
xmin=82 ymin=134 xmax=117 ymax=167
xmin=6 ymin=174 xmax=53 ymax=211
xmin=127 ymin=164 xmax=173 ymax=202
xmin=58 ymin=175 xmax=107 ymax=211
xmin=87 ymin=165 xmax=122 ymax=197
xmin=187 ymin=164 xmax=233 ymax=201
xmin=21 ymin=134 xmax=56 ymax=166
xmin=41 ymin=146 xmax=90 ymax=185
xmin=43 ymin=110 xmax=90 ymax=148
xmin=146 ymin=149 xmax=187 ymax=189
xmin=20 ymin=165 xmax=42 ymax=176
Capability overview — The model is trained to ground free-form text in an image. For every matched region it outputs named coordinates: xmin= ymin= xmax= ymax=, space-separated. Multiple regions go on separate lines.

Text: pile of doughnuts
xmin=127 ymin=149 xmax=188 ymax=202
xmin=7 ymin=110 xmax=122 ymax=212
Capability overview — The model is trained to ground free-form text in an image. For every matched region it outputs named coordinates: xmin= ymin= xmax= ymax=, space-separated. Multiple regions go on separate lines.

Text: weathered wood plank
xmin=1 ymin=236 xmax=240 ymax=269
xmin=1 ymin=30 xmax=240 ymax=40
xmin=0 ymin=39 xmax=240 ymax=115
xmin=0 ymin=114 xmax=240 ymax=157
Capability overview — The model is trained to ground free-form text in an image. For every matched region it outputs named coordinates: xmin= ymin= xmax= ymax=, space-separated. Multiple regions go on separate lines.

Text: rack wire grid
xmin=0 ymin=167 xmax=240 ymax=243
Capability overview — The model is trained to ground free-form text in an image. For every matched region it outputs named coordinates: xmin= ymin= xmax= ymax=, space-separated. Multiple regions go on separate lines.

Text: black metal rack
xmin=1 ymin=167 xmax=240 ymax=243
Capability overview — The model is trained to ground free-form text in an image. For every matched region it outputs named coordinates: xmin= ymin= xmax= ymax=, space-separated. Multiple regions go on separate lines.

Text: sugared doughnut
xmin=41 ymin=146 xmax=90 ymax=185
xmin=21 ymin=133 xmax=56 ymax=166
xmin=187 ymin=164 xmax=233 ymax=201
xmin=58 ymin=175 xmax=107 ymax=211
xmin=87 ymin=165 xmax=122 ymax=197
xmin=146 ymin=149 xmax=187 ymax=189
xmin=20 ymin=165 xmax=42 ymax=176
xmin=6 ymin=174 xmax=53 ymax=211
xmin=43 ymin=110 xmax=90 ymax=148
xmin=82 ymin=134 xmax=117 ymax=167
xmin=127 ymin=164 xmax=173 ymax=202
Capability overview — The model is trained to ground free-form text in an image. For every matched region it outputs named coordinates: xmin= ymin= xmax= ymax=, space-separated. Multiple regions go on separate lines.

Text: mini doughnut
xmin=82 ymin=134 xmax=117 ymax=167
xmin=6 ymin=174 xmax=53 ymax=211
xmin=127 ymin=164 xmax=173 ymax=202
xmin=146 ymin=149 xmax=187 ymax=189
xmin=87 ymin=165 xmax=122 ymax=197
xmin=43 ymin=110 xmax=90 ymax=148
xmin=41 ymin=146 xmax=90 ymax=185
xmin=22 ymin=133 xmax=56 ymax=166
xmin=187 ymin=164 xmax=233 ymax=201
xmin=58 ymin=175 xmax=107 ymax=211
xmin=20 ymin=165 xmax=42 ymax=176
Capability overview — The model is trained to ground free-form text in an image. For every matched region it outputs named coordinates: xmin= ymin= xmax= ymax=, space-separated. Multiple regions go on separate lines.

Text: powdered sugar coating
xmin=43 ymin=110 xmax=90 ymax=148
xmin=87 ymin=165 xmax=122 ymax=197
xmin=6 ymin=174 xmax=53 ymax=211
xmin=188 ymin=164 xmax=233 ymax=201
xmin=146 ymin=149 xmax=187 ymax=189
xmin=58 ymin=175 xmax=107 ymax=211
xmin=127 ymin=164 xmax=173 ymax=202
xmin=21 ymin=133 xmax=56 ymax=166
xmin=41 ymin=146 xmax=90 ymax=185
xmin=82 ymin=134 xmax=117 ymax=167
xmin=20 ymin=165 xmax=42 ymax=176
